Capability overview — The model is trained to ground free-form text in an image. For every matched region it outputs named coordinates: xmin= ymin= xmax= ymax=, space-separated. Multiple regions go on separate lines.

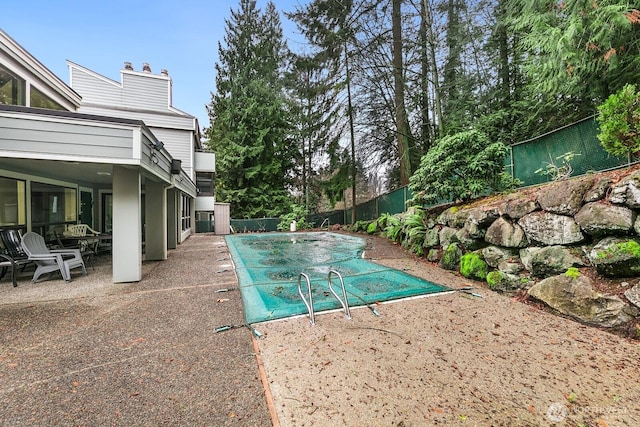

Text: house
xmin=66 ymin=60 xmax=216 ymax=240
xmin=0 ymin=29 xmax=213 ymax=283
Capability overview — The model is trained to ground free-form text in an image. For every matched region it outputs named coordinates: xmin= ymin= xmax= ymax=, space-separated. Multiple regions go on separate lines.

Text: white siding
xmin=0 ymin=114 xmax=133 ymax=159
xmin=70 ymin=66 xmax=122 ymax=107
xmin=122 ymin=73 xmax=170 ymax=111
xmin=152 ymin=128 xmax=194 ymax=176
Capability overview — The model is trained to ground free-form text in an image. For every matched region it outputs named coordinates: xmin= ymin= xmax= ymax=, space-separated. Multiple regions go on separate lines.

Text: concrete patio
xmin=0 ymin=233 xmax=271 ymax=426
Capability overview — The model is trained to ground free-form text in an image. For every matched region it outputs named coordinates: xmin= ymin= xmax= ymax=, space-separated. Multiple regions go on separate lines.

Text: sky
xmin=2 ymin=0 xmax=308 ymax=128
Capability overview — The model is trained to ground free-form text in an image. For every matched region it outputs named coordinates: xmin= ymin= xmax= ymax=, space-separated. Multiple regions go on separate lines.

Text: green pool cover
xmin=225 ymin=232 xmax=450 ymax=324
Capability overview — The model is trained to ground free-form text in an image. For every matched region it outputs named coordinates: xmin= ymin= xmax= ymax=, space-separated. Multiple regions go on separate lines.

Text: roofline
xmin=0 ymin=103 xmax=145 ymax=128
xmin=0 ymin=29 xmax=82 ymax=107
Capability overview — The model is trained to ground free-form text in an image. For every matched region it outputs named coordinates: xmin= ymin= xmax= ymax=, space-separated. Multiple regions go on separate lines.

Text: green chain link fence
xmin=206 ymin=116 xmax=637 ymax=232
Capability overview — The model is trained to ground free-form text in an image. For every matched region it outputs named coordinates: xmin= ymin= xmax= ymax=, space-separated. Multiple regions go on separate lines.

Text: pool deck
xmin=0 ymin=233 xmax=270 ymax=426
xmin=2 ymin=232 xmax=640 ymax=426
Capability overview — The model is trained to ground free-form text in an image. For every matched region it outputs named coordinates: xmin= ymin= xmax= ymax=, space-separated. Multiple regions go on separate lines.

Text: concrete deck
xmin=0 ymin=233 xmax=271 ymax=426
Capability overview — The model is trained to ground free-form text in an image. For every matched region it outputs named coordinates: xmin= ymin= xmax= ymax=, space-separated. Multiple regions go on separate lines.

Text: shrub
xmin=277 ymin=204 xmax=313 ymax=231
xmin=366 ymin=222 xmax=378 ymax=234
xmin=385 ymin=215 xmax=403 ymax=242
xmin=597 ymin=84 xmax=640 ymax=156
xmin=409 ymin=130 xmax=518 ymax=205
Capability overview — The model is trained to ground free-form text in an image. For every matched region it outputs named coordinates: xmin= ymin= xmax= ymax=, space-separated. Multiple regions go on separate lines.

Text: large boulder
xmin=536 ymin=176 xmax=595 ymax=216
xmin=587 ymin=237 xmax=640 ymax=277
xmin=624 ymin=284 xmax=640 ymax=309
xmin=423 ymin=227 xmax=440 ymax=249
xmin=464 ymin=207 xmax=500 ymax=229
xmin=486 ymin=270 xmax=531 ymax=293
xmin=485 ymin=217 xmax=528 ymax=248
xmin=439 ymin=242 xmax=463 ymax=270
xmin=439 ymin=227 xmax=458 ymax=250
xmin=455 ymin=227 xmax=486 ymax=251
xmin=575 ymin=202 xmax=636 ymax=237
xmin=519 ymin=247 xmax=541 ymax=271
xmin=482 ymin=245 xmax=517 ymax=268
xmin=609 ymin=169 xmax=640 ymax=208
xmin=518 ymin=211 xmax=585 ymax=245
xmin=529 ymin=245 xmax=584 ymax=278
xmin=583 ymin=176 xmax=612 ymax=203
xmin=498 ymin=194 xmax=539 ymax=219
xmin=436 ymin=206 xmax=469 ymax=228
xmin=528 ymin=273 xmax=638 ymax=328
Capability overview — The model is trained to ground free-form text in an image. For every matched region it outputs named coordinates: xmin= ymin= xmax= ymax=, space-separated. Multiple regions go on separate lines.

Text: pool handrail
xmin=328 ymin=269 xmax=352 ymax=320
xmin=297 ymin=272 xmax=315 ymax=325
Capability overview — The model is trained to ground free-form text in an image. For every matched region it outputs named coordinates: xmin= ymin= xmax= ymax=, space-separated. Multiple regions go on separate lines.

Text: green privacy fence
xmin=508 ymin=116 xmax=632 ymax=187
xmin=212 ymin=115 xmax=637 ymax=233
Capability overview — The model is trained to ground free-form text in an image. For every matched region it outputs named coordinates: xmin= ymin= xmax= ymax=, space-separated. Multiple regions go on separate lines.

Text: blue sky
xmin=2 ymin=0 xmax=307 ymax=128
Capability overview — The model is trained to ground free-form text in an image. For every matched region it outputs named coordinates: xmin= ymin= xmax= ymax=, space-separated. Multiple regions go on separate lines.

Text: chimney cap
xmin=142 ymin=63 xmax=151 ymax=73
xmin=124 ymin=61 xmax=133 ymax=70
xmin=161 ymin=69 xmax=169 ymax=76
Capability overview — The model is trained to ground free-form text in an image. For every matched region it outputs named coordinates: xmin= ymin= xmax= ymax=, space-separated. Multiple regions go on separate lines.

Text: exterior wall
xmin=195 ymin=151 xmax=215 ymax=173
xmin=0 ymin=111 xmax=135 ymax=160
xmin=121 ymin=72 xmax=171 ymax=111
xmin=68 ymin=62 xmax=199 ymax=179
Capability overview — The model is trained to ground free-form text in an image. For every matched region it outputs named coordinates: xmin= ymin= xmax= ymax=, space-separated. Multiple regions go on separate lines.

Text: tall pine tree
xmin=206 ymin=0 xmax=294 ymax=218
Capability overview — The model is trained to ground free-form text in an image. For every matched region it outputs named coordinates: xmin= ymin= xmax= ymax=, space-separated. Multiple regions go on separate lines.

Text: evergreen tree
xmin=510 ymin=0 xmax=640 ymax=134
xmin=206 ymin=0 xmax=294 ymax=218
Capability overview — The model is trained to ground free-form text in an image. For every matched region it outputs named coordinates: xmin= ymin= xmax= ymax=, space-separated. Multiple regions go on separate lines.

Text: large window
xmin=0 ymin=64 xmax=25 ymax=106
xmin=30 ymin=86 xmax=65 ymax=110
xmin=0 ymin=176 xmax=26 ymax=227
xmin=196 ymin=172 xmax=214 ymax=196
xmin=181 ymin=195 xmax=191 ymax=232
xmin=31 ymin=182 xmax=77 ymax=240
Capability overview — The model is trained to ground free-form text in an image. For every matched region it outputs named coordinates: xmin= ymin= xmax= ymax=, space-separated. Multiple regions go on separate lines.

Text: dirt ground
xmin=254 ymin=234 xmax=640 ymax=427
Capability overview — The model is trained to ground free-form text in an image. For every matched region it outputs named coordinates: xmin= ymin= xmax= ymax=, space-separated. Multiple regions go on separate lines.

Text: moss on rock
xmin=460 ymin=252 xmax=488 ymax=281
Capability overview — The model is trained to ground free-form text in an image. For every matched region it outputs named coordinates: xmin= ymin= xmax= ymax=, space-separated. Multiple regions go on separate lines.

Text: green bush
xmin=384 ymin=215 xmax=403 ymax=242
xmin=459 ymin=252 xmax=488 ymax=281
xmin=366 ymin=222 xmax=378 ymax=234
xmin=277 ymin=204 xmax=313 ymax=231
xmin=409 ymin=130 xmax=518 ymax=205
xmin=597 ymin=84 xmax=640 ymax=156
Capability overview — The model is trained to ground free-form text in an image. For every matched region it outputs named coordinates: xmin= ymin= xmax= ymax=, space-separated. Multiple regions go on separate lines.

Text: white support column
xmin=112 ymin=165 xmax=142 ymax=282
xmin=145 ymin=179 xmax=167 ymax=260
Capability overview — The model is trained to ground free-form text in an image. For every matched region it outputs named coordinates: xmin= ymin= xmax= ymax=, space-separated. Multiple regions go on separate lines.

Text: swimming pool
xmin=225 ymin=232 xmax=450 ymax=324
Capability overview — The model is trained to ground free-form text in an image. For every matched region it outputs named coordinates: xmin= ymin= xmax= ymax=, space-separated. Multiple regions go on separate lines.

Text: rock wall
xmin=421 ymin=170 xmax=640 ymax=329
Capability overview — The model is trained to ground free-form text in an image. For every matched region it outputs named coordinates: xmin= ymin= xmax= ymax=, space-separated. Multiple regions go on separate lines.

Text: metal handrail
xmin=319 ymin=217 xmax=330 ymax=229
xmin=328 ymin=269 xmax=351 ymax=320
xmin=297 ymin=272 xmax=315 ymax=325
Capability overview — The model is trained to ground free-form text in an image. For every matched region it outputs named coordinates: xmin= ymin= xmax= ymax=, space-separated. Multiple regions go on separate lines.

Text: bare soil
xmin=254 ymin=234 xmax=640 ymax=426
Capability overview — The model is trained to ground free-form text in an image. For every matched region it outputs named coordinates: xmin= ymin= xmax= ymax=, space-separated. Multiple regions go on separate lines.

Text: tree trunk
xmin=345 ymin=43 xmax=357 ymax=224
xmin=393 ymin=0 xmax=412 ymax=185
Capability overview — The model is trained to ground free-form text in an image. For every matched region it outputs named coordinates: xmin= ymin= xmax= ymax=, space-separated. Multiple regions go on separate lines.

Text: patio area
xmin=2 ymin=232 xmax=640 ymax=426
xmin=0 ymin=233 xmax=270 ymax=426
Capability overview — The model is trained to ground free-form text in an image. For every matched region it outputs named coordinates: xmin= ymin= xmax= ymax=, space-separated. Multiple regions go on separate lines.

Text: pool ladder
xmin=297 ymin=269 xmax=351 ymax=325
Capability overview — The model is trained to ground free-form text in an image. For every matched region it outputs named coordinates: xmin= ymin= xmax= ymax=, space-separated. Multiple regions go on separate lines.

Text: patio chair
xmin=64 ymin=224 xmax=101 ymax=254
xmin=0 ymin=229 xmax=34 ymax=287
xmin=21 ymin=232 xmax=87 ymax=282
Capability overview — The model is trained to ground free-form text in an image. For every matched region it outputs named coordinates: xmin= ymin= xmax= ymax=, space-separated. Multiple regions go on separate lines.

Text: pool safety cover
xmin=225 ymin=232 xmax=450 ymax=324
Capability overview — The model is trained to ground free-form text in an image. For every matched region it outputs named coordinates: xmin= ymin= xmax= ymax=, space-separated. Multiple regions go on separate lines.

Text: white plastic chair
xmin=21 ymin=232 xmax=87 ymax=282
xmin=63 ymin=224 xmax=101 ymax=253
